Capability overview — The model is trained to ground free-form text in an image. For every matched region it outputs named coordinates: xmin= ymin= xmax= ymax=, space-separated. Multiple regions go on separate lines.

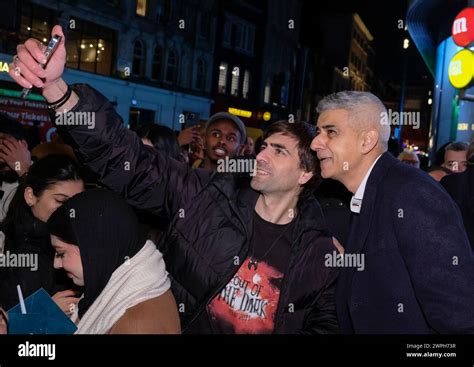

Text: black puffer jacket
xmin=54 ymin=84 xmax=339 ymax=334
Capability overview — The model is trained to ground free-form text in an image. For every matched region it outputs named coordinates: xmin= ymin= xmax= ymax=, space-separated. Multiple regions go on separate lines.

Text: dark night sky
xmin=301 ymin=0 xmax=432 ymax=85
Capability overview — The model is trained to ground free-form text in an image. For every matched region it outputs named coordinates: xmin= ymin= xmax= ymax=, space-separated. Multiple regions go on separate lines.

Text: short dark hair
xmin=468 ymin=141 xmax=474 ymax=163
xmin=261 ymin=121 xmax=321 ymax=197
xmin=135 ymin=123 xmax=181 ymax=161
xmin=445 ymin=141 xmax=468 ymax=152
xmin=1 ymin=155 xmax=83 ymax=251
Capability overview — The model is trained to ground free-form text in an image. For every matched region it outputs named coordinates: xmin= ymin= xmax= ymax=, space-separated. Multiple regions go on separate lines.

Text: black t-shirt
xmin=207 ymin=210 xmax=294 ymax=334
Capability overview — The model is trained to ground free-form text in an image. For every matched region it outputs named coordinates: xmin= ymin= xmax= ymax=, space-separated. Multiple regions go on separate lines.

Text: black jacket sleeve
xmin=0 ymin=246 xmax=55 ymax=310
xmin=393 ymin=180 xmax=474 ymax=333
xmin=300 ymin=269 xmax=339 ymax=334
xmin=53 ymin=84 xmax=211 ymax=219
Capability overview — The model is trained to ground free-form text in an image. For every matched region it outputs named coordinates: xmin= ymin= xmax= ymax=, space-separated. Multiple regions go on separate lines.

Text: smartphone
xmin=20 ymin=34 xmax=62 ymax=99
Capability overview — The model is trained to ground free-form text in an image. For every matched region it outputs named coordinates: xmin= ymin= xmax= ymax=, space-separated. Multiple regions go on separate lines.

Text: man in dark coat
xmin=311 ymin=91 xmax=474 ymax=334
xmin=441 ymin=144 xmax=474 ymax=249
xmin=51 ymin=85 xmax=339 ymax=334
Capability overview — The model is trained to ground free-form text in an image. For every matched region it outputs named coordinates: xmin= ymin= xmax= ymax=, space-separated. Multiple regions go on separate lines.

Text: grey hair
xmin=316 ymin=91 xmax=390 ymax=150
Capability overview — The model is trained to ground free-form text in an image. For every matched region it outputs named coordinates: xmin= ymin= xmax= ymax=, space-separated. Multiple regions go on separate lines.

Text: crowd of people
xmin=0 ymin=25 xmax=473 ymax=335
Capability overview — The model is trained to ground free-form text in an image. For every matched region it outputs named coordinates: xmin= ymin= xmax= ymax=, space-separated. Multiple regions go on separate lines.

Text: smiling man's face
xmin=251 ymin=132 xmax=312 ymax=195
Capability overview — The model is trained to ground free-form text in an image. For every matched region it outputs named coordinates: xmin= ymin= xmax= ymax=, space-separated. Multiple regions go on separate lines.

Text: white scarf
xmin=75 ymin=240 xmax=171 ymax=334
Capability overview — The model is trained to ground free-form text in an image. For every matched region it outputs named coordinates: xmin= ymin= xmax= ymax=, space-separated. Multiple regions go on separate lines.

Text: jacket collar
xmin=337 ymin=152 xmax=400 ymax=317
xmin=347 ymin=152 xmax=399 ymax=255
xmin=210 ymin=173 xmax=329 ymax=242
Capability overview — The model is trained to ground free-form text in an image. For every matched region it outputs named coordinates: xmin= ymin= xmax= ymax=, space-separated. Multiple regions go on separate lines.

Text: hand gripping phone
xmin=20 ymin=34 xmax=62 ymax=99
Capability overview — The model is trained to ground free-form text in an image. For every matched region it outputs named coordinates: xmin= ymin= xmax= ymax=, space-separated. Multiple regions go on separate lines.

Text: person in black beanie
xmin=47 ymin=188 xmax=180 ymax=334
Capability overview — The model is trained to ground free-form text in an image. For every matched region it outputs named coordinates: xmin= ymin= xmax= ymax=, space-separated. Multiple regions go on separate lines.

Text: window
xmin=231 ymin=66 xmax=240 ymax=96
xmin=19 ymin=4 xmax=55 ymax=45
xmin=245 ymin=26 xmax=255 ymax=53
xmin=132 ymin=40 xmax=146 ymax=77
xmin=271 ymin=73 xmax=284 ymax=105
xmin=233 ymin=23 xmax=244 ymax=49
xmin=136 ymin=0 xmax=147 ymax=16
xmin=222 ymin=14 xmax=255 ymax=53
xmin=218 ymin=62 xmax=228 ymax=93
xmin=223 ymin=19 xmax=232 ymax=46
xmin=156 ymin=0 xmax=171 ymax=23
xmin=166 ymin=50 xmax=178 ymax=83
xmin=243 ymin=70 xmax=250 ymax=99
xmin=151 ymin=45 xmax=162 ymax=80
xmin=195 ymin=58 xmax=206 ymax=91
xmin=228 ymin=21 xmax=255 ymax=53
xmin=264 ymin=83 xmax=271 ymax=103
xmin=181 ymin=56 xmax=190 ymax=87
xmin=80 ymin=37 xmax=97 ymax=74
xmin=65 ymin=18 xmax=115 ymax=76
xmin=199 ymin=12 xmax=210 ymax=39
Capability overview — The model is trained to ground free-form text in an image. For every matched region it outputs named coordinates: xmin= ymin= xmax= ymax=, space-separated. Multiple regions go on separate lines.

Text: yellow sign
xmin=458 ymin=123 xmax=469 ymax=131
xmin=228 ymin=107 xmax=252 ymax=118
xmin=448 ymin=49 xmax=474 ymax=89
xmin=263 ymin=111 xmax=271 ymax=121
xmin=0 ymin=62 xmax=10 ymax=73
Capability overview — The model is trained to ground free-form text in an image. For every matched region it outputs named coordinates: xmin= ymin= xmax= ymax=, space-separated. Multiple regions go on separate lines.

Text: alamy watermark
xmin=325 ymin=251 xmax=365 ymax=271
xmin=380 ymin=109 xmax=420 ymax=130
xmin=55 ymin=111 xmax=95 ymax=129
xmin=18 ymin=342 xmax=55 ymax=360
xmin=0 ymin=251 xmax=38 ymax=271
xmin=217 ymin=157 xmax=257 ymax=176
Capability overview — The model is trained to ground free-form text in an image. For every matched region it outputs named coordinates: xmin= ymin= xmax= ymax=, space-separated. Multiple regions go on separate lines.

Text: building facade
xmin=299 ymin=10 xmax=376 ymax=123
xmin=0 ymin=0 xmax=215 ymax=141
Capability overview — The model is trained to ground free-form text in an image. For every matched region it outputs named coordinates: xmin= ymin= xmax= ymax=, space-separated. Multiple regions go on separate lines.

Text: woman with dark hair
xmin=0 ymin=155 xmax=84 ymax=311
xmin=136 ymin=124 xmax=181 ymax=161
xmin=47 ymin=188 xmax=180 ymax=334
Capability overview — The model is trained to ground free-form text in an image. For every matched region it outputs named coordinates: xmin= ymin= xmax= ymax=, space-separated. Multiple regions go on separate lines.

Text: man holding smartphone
xmin=9 ymin=25 xmax=341 ymax=334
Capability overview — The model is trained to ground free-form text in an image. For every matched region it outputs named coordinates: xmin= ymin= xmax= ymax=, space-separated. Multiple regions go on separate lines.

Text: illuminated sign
xmin=0 ymin=61 xmax=10 ymax=73
xmin=458 ymin=123 xmax=469 ymax=131
xmin=448 ymin=49 xmax=474 ymax=89
xmin=228 ymin=107 xmax=252 ymax=118
xmin=0 ymin=88 xmax=45 ymax=102
xmin=452 ymin=7 xmax=474 ymax=47
xmin=0 ymin=92 xmax=52 ymax=142
xmin=263 ymin=111 xmax=271 ymax=121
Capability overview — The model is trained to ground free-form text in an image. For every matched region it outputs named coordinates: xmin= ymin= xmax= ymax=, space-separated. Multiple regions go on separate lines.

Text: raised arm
xmin=9 ymin=25 xmax=210 ymax=218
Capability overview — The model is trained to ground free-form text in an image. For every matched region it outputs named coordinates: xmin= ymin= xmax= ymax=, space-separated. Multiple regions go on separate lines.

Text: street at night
xmin=0 ymin=0 xmax=473 ymax=365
